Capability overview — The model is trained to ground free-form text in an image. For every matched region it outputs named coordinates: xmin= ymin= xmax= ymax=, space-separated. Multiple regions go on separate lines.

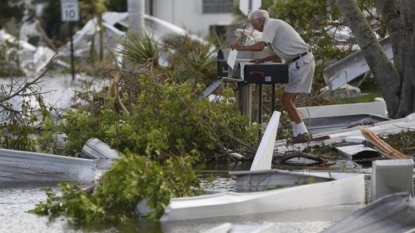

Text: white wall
xmin=150 ymin=0 xmax=235 ymax=37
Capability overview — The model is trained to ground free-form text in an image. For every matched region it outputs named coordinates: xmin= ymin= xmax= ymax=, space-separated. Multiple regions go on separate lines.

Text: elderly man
xmin=231 ymin=9 xmax=315 ymax=142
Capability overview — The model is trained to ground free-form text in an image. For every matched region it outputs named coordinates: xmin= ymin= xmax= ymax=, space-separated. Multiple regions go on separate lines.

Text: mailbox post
xmin=237 ymin=62 xmax=288 ymax=133
xmin=217 ymin=48 xmax=288 ymax=137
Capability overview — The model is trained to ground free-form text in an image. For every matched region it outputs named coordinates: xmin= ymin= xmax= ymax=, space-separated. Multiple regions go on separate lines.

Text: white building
xmin=145 ymin=0 xmax=237 ymax=37
xmin=17 ymin=0 xmax=237 ymax=40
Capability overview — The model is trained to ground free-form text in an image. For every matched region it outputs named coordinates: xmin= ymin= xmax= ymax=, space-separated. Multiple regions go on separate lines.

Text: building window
xmin=203 ymin=0 xmax=235 ymax=14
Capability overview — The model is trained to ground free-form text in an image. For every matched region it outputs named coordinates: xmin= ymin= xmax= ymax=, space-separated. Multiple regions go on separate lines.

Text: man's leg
xmin=281 ymin=92 xmax=308 ymax=137
xmin=281 ymin=92 xmax=301 ymax=123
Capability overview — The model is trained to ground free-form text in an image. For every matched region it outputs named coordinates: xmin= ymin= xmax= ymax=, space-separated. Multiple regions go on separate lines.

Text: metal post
xmin=248 ymin=84 xmax=253 ymax=126
xmin=70 ymin=22 xmax=75 ymax=81
xmin=258 ymin=83 xmax=262 ymax=139
xmin=272 ymin=83 xmax=275 ymax=112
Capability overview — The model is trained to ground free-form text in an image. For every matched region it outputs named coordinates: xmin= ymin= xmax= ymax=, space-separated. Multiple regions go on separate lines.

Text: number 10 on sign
xmin=61 ymin=0 xmax=80 ymax=22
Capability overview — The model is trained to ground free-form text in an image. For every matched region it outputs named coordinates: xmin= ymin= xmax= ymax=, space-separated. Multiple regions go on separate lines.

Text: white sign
xmin=61 ymin=0 xmax=80 ymax=22
xmin=239 ymin=0 xmax=262 ymax=16
xmin=227 ymin=49 xmax=238 ymax=70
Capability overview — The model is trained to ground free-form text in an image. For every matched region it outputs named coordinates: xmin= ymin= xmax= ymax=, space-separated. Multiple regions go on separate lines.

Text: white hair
xmin=248 ymin=10 xmax=270 ymax=21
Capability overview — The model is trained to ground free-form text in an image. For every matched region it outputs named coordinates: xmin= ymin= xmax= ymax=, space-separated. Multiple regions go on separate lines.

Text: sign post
xmin=60 ymin=0 xmax=79 ymax=81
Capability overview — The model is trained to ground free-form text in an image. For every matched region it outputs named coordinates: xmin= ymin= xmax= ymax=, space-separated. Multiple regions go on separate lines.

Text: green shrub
xmin=30 ymin=150 xmax=203 ymax=223
xmin=39 ymin=75 xmax=259 ymax=162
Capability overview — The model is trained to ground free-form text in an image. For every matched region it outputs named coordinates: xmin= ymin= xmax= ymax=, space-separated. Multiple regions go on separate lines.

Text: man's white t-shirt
xmin=260 ymin=18 xmax=309 ymax=61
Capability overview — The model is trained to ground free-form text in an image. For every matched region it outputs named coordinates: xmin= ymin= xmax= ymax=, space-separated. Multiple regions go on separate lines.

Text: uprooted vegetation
xmin=29 ymin=33 xmax=262 ymax=224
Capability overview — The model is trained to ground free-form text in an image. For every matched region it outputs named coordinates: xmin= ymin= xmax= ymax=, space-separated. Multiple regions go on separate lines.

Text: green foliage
xmin=268 ymin=0 xmax=332 ymax=37
xmin=90 ymin=0 xmax=108 ymax=14
xmin=162 ymin=35 xmax=218 ymax=84
xmin=0 ymin=41 xmax=25 ymax=76
xmin=34 ymin=73 xmax=253 ymax=224
xmin=118 ymin=32 xmax=161 ymax=69
xmin=118 ymin=32 xmax=218 ymax=86
xmin=39 ymin=77 xmax=258 ymax=161
xmin=0 ymin=81 xmax=51 ymax=151
xmin=382 ymin=129 xmax=415 ymax=157
xmin=0 ymin=120 xmax=37 ymax=151
xmin=30 ymin=150 xmax=203 ymax=223
xmin=303 ymin=144 xmax=345 ymax=159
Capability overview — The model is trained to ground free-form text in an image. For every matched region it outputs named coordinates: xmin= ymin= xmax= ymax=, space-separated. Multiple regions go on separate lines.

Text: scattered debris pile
xmin=360 ymin=127 xmax=407 ymax=159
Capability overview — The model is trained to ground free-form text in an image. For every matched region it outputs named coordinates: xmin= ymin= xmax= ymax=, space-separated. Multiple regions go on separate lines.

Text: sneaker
xmin=289 ymin=133 xmax=312 ymax=143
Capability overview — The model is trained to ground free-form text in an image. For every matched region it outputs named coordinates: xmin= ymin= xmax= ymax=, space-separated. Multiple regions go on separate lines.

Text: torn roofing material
xmin=323 ymin=37 xmax=392 ymax=90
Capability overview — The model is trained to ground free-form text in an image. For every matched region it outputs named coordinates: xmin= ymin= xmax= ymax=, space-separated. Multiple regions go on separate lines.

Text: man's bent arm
xmin=231 ymin=41 xmax=267 ymax=51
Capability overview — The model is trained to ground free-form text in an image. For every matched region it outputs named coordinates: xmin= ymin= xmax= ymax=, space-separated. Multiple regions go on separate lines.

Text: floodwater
xmin=0 ymin=175 xmax=363 ymax=233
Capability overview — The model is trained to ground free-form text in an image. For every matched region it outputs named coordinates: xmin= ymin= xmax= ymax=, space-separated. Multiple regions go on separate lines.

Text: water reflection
xmin=0 ymin=182 xmax=160 ymax=233
xmin=0 ymin=182 xmax=81 ymax=233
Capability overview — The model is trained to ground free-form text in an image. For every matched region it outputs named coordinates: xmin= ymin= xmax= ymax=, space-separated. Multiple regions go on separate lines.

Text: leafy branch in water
xmin=30 ymin=150 xmax=203 ymax=223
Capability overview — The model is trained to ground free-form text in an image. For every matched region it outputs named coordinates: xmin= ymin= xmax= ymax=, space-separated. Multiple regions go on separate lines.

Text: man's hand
xmin=250 ymin=58 xmax=264 ymax=64
xmin=230 ymin=41 xmax=242 ymax=50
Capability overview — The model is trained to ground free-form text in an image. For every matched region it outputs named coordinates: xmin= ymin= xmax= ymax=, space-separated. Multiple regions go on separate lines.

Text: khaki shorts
xmin=285 ymin=52 xmax=315 ymax=93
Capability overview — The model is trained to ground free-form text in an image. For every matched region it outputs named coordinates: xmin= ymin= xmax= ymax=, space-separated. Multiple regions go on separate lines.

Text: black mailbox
xmin=237 ymin=63 xmax=289 ymax=84
xmin=217 ymin=48 xmax=274 ymax=79
xmin=217 ymin=49 xmax=229 ymax=78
